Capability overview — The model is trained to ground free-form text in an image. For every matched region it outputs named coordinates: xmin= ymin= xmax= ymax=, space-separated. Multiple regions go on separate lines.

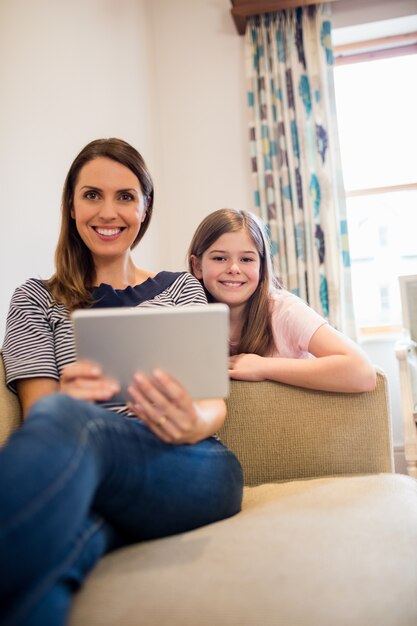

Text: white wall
xmin=0 ymin=0 xmax=159 ymax=337
xmin=149 ymin=0 xmax=252 ymax=272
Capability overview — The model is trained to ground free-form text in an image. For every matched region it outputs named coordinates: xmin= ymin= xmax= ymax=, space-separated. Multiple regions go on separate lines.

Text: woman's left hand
xmin=127 ymin=368 xmax=226 ymax=444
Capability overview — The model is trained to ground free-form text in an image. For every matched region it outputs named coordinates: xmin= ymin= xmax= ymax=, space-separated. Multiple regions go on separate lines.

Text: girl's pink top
xmin=268 ymin=290 xmax=327 ymax=358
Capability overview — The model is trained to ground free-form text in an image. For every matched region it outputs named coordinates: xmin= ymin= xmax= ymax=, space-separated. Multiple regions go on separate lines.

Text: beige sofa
xmin=2 ymin=360 xmax=417 ymax=626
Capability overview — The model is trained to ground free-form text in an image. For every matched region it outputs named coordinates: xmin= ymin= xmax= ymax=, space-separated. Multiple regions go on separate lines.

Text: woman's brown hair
xmin=46 ymin=138 xmax=154 ymax=310
xmin=187 ymin=208 xmax=281 ymax=356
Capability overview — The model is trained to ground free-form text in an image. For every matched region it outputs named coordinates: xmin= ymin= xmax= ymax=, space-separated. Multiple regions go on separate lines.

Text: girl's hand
xmin=228 ymin=354 xmax=267 ymax=381
xmin=127 ymin=368 xmax=226 ymax=444
xmin=60 ymin=360 xmax=120 ymax=402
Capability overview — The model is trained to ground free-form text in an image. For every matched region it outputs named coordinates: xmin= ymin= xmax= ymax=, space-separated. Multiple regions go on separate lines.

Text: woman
xmin=0 ymin=139 xmax=243 ymax=626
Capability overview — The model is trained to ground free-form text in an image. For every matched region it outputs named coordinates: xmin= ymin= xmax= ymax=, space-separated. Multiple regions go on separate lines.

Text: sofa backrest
xmin=0 ymin=356 xmax=393 ymax=486
xmin=222 ymin=372 xmax=393 ymax=485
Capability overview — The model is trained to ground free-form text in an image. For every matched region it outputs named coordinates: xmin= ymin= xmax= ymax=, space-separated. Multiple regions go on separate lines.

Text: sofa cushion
xmin=69 ymin=473 xmax=417 ymax=626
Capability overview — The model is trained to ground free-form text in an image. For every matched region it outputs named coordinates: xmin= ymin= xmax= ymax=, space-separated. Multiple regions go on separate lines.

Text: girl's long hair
xmin=46 ymin=138 xmax=154 ymax=310
xmin=187 ymin=209 xmax=281 ymax=356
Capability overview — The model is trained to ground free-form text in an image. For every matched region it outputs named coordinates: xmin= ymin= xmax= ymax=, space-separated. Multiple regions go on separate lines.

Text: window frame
xmin=333 ymin=35 xmax=417 ymax=337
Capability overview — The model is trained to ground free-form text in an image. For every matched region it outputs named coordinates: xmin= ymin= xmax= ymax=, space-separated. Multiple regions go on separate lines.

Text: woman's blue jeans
xmin=0 ymin=394 xmax=243 ymax=626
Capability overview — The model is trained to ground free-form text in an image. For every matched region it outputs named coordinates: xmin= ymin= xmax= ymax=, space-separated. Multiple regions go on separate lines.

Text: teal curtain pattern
xmin=246 ymin=5 xmax=355 ymax=336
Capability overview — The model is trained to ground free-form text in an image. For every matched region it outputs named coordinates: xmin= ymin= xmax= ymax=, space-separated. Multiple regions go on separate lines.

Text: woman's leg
xmin=6 ymin=514 xmax=119 ymax=626
xmin=92 ymin=420 xmax=244 ymax=542
xmin=0 ymin=394 xmax=124 ymax=625
xmin=0 ymin=393 xmax=243 ymax=625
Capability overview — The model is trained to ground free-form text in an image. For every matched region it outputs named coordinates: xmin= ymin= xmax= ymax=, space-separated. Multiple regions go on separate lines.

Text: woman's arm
xmin=229 ymin=324 xmax=376 ymax=393
xmin=16 ymin=361 xmax=121 ymax=419
xmin=128 ymin=368 xmax=227 ymax=444
xmin=16 ymin=378 xmax=60 ymax=418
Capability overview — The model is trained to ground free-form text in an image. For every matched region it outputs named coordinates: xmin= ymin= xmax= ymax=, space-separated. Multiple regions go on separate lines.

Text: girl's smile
xmin=220 ymin=281 xmax=246 ymax=287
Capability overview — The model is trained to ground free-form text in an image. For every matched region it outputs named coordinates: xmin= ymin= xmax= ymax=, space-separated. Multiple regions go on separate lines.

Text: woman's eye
xmin=119 ymin=193 xmax=134 ymax=201
xmin=84 ymin=191 xmax=98 ymax=200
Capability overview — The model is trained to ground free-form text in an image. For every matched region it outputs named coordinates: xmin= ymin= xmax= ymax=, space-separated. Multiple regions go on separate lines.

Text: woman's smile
xmin=92 ymin=226 xmax=127 ymax=240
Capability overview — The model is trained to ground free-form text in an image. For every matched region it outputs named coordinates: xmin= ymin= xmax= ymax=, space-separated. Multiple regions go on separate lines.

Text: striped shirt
xmin=2 ymin=272 xmax=207 ymax=415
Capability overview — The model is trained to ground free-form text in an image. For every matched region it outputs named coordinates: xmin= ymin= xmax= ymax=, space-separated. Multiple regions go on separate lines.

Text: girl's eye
xmin=242 ymin=257 xmax=255 ymax=263
xmin=211 ymin=256 xmax=226 ymax=262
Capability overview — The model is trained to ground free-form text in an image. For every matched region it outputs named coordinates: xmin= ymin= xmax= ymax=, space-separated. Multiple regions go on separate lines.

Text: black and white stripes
xmin=2 ymin=272 xmax=207 ymax=416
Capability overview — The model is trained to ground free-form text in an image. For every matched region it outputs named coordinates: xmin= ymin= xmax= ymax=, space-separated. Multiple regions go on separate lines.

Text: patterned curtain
xmin=246 ymin=4 xmax=356 ymax=336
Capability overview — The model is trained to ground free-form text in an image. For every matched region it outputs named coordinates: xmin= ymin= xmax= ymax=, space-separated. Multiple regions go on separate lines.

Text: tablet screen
xmin=72 ymin=303 xmax=230 ymax=401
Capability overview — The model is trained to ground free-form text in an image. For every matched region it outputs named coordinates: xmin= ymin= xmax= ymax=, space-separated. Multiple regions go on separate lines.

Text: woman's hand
xmin=229 ymin=354 xmax=267 ymax=381
xmin=127 ymin=368 xmax=226 ymax=444
xmin=59 ymin=360 xmax=120 ymax=402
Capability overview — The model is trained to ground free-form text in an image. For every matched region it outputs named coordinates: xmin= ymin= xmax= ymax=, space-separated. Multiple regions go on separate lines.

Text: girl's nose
xmin=227 ymin=262 xmax=240 ymax=274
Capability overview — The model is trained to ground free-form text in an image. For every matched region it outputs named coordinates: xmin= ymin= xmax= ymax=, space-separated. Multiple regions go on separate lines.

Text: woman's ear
xmin=140 ymin=195 xmax=149 ymax=222
xmin=190 ymin=255 xmax=203 ymax=279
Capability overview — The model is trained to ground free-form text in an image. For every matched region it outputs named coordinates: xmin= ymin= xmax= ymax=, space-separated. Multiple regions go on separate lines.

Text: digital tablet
xmin=71 ymin=303 xmax=230 ymax=402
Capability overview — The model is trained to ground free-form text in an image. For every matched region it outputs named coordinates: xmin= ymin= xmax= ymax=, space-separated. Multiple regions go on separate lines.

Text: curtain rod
xmin=230 ymin=0 xmax=338 ymax=35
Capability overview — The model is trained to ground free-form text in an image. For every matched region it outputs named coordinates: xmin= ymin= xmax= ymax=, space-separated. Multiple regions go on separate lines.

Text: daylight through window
xmin=333 ymin=51 xmax=417 ymax=334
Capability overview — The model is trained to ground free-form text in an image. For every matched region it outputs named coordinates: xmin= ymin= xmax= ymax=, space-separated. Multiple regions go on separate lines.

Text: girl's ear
xmin=190 ymin=254 xmax=203 ymax=279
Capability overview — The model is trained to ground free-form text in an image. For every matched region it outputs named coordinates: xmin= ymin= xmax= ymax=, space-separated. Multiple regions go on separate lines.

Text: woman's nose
xmin=97 ymin=199 xmax=117 ymax=220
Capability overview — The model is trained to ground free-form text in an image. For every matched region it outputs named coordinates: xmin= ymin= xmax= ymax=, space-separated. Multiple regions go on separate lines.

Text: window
xmin=333 ymin=48 xmax=417 ymax=334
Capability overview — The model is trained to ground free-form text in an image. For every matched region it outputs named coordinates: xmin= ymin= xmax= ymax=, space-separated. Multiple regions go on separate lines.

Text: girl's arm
xmin=229 ymin=324 xmax=376 ymax=393
xmin=16 ymin=361 xmax=120 ymax=418
xmin=128 ymin=368 xmax=226 ymax=444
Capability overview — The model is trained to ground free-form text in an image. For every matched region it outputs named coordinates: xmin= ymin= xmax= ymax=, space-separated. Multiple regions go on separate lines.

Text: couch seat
xmin=70 ymin=473 xmax=417 ymax=626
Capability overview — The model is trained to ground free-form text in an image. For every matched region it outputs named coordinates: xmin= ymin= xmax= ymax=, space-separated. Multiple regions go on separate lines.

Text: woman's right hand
xmin=59 ymin=360 xmax=120 ymax=402
xmin=16 ymin=361 xmax=120 ymax=418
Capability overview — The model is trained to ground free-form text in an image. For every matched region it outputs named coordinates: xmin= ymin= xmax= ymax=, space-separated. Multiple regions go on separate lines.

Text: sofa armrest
xmin=395 ymin=339 xmax=417 ymax=477
xmin=0 ymin=354 xmax=22 ymax=446
xmin=221 ymin=371 xmax=393 ymax=486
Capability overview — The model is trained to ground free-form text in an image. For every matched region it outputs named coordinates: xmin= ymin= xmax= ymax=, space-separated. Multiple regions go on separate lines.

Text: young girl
xmin=188 ymin=208 xmax=376 ymax=393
